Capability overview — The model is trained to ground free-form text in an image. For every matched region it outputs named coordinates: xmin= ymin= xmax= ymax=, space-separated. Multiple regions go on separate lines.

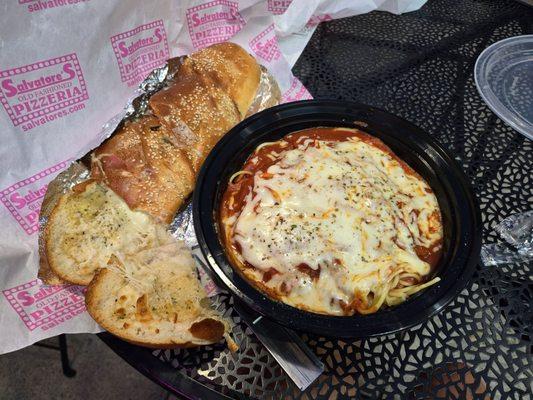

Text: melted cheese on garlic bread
xmin=46 ymin=181 xmax=170 ymax=285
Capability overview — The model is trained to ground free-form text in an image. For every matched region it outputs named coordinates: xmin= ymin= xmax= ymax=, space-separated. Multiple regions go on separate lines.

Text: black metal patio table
xmin=99 ymin=0 xmax=533 ymax=398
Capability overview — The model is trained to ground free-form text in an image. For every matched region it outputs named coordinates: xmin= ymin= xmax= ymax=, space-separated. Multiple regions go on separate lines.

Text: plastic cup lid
xmin=475 ymin=35 xmax=533 ymax=140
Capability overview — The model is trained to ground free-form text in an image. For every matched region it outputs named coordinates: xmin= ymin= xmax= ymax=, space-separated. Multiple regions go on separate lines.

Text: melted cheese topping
xmin=49 ymin=182 xmax=169 ymax=284
xmin=108 ymin=243 xmax=205 ymax=326
xmin=223 ymin=130 xmax=443 ymax=315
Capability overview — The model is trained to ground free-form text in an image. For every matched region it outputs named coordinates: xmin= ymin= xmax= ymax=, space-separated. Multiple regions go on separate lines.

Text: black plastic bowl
xmin=193 ymin=100 xmax=481 ymax=338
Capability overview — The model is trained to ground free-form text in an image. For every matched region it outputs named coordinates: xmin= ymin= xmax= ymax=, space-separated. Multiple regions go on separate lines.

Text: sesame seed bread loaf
xmin=85 ymin=242 xmax=227 ymax=348
xmin=92 ymin=42 xmax=279 ymax=223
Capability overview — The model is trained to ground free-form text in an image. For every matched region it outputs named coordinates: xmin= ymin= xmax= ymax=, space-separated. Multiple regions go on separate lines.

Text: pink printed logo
xmin=186 ymin=0 xmax=245 ymax=50
xmin=111 ymin=20 xmax=170 ymax=87
xmin=0 ymin=160 xmax=70 ymax=235
xmin=282 ymin=77 xmax=313 ymax=103
xmin=19 ymin=0 xmax=90 ymax=13
xmin=267 ymin=0 xmax=292 ymax=15
xmin=197 ymin=263 xmax=220 ymax=297
xmin=0 ymin=54 xmax=88 ymax=131
xmin=307 ymin=14 xmax=332 ymax=27
xmin=192 ymin=248 xmax=221 ymax=297
xmin=250 ymin=24 xmax=281 ymax=63
xmin=3 ymin=280 xmax=86 ymax=331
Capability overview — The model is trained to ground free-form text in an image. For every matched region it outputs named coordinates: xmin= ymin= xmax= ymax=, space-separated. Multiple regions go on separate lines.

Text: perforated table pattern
xmin=100 ymin=1 xmax=533 ymax=398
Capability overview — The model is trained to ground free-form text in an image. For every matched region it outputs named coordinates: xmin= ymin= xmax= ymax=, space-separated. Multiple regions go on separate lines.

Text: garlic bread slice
xmin=45 ymin=180 xmax=169 ymax=285
xmin=85 ymin=242 xmax=226 ymax=347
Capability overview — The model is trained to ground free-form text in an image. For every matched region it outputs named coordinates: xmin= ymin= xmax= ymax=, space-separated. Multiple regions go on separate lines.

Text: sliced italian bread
xmin=45 ymin=180 xmax=170 ymax=285
xmin=85 ymin=241 xmax=227 ymax=347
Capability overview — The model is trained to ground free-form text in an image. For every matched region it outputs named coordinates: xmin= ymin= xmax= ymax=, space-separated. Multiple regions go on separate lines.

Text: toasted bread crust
xmin=45 ymin=190 xmax=92 ymax=285
xmin=184 ymin=42 xmax=261 ymax=118
xmin=189 ymin=318 xmax=226 ymax=342
xmin=38 ymin=162 xmax=92 ymax=284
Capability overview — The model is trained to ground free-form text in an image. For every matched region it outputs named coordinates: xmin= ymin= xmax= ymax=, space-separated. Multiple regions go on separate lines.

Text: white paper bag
xmin=0 ymin=0 xmax=426 ymax=354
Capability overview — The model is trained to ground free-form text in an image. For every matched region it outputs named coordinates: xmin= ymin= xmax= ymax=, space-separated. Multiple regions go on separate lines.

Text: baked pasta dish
xmin=220 ymin=127 xmax=443 ymax=315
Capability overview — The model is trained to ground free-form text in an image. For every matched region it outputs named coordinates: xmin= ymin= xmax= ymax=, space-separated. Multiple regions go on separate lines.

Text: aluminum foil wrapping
xmin=37 ymin=56 xmax=281 ymax=295
xmin=246 ymin=66 xmax=282 ymax=117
